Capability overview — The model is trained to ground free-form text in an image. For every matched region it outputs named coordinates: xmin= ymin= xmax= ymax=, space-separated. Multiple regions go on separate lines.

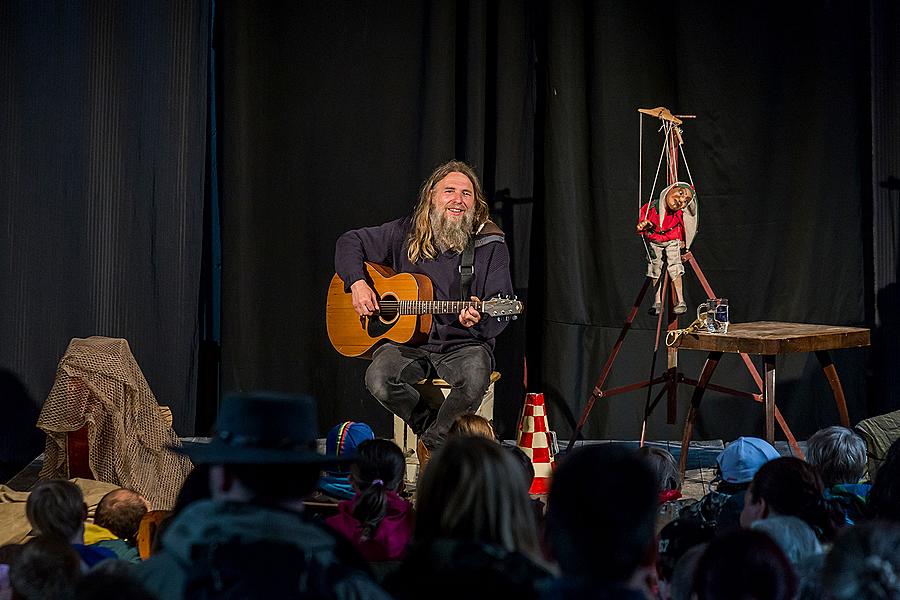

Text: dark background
xmin=2 ymin=0 xmax=898 ymax=478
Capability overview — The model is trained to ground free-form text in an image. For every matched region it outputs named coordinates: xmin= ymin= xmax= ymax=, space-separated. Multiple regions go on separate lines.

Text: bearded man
xmin=335 ymin=160 xmax=513 ymax=465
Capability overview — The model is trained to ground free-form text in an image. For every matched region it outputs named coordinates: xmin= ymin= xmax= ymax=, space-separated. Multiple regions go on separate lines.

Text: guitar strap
xmin=459 ymin=236 xmax=475 ymax=300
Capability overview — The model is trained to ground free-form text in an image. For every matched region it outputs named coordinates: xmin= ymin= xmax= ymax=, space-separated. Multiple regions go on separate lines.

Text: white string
xmin=639 ymin=114 xmax=652 ymax=261
xmin=679 ymin=133 xmax=697 ymax=189
xmin=645 ymin=122 xmax=669 ymax=222
xmin=638 ymin=112 xmax=643 ymax=212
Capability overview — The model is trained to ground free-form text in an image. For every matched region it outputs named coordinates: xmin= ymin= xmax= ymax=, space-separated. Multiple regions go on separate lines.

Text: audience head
xmin=866 ymin=437 xmax=900 ymax=522
xmin=25 ymin=479 xmax=86 ymax=543
xmin=657 ymin=518 xmax=716 ymax=582
xmin=637 ymin=445 xmax=680 ymax=493
xmin=823 ymin=521 xmax=900 ymax=600
xmin=506 ymin=445 xmax=535 ymax=493
xmin=414 ymin=435 xmax=538 ymax=558
xmin=350 ymin=438 xmax=406 ymax=541
xmin=740 ymin=456 xmax=842 ymax=542
xmin=73 ymin=560 xmax=156 ymax=600
xmin=667 ymin=543 xmax=707 ymax=600
xmin=692 ymin=529 xmax=797 ymax=600
xmin=325 ymin=421 xmax=375 ymax=475
xmin=716 ymin=436 xmax=780 ymax=490
xmin=448 ymin=414 xmax=496 ymax=441
xmin=805 ymin=426 xmax=867 ymax=487
xmin=547 ymin=444 xmax=657 ymax=583
xmin=9 ymin=536 xmax=81 ymax=600
xmin=750 ymin=515 xmax=822 ymax=564
xmin=93 ymin=488 xmax=149 ymax=541
xmin=177 ymin=393 xmax=346 ymax=504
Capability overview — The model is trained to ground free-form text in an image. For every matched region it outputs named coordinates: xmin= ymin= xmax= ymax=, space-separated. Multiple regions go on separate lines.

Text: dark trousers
xmin=365 ymin=343 xmax=492 ymax=449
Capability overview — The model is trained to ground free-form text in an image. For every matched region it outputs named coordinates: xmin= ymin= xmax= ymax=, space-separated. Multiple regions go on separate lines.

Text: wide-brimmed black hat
xmin=173 ymin=392 xmax=352 ymax=466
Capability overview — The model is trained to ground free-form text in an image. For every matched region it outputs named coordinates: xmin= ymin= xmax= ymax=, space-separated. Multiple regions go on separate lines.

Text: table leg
xmin=764 ymin=355 xmax=775 ymax=444
xmin=815 ymin=350 xmax=851 ymax=427
xmin=678 ymin=351 xmax=723 ymax=481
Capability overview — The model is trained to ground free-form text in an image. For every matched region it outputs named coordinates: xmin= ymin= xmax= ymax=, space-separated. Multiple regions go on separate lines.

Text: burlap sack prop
xmin=37 ymin=337 xmax=192 ymax=510
xmin=856 ymin=409 xmax=900 ymax=480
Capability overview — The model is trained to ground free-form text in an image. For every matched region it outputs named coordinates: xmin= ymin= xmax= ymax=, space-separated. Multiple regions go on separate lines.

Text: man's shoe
xmin=674 ymin=301 xmax=687 ymax=315
xmin=648 ymin=302 xmax=661 ymax=316
xmin=416 ymin=439 xmax=432 ymax=476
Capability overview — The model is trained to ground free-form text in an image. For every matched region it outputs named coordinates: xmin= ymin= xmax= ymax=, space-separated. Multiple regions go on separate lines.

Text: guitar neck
xmin=378 ymin=300 xmax=480 ymax=316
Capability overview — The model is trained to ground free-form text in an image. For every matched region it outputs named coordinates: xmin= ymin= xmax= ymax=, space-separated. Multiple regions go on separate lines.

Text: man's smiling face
xmin=431 ymin=171 xmax=475 ymax=221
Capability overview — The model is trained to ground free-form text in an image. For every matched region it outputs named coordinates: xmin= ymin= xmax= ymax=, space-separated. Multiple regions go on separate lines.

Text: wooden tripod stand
xmin=566 ymin=248 xmax=803 ymax=471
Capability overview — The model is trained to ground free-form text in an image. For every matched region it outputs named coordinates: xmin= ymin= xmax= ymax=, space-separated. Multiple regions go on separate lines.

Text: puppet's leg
xmin=672 ymin=275 xmax=687 ymax=314
xmin=647 ymin=245 xmax=665 ymax=315
xmin=664 ymin=241 xmax=687 ymax=314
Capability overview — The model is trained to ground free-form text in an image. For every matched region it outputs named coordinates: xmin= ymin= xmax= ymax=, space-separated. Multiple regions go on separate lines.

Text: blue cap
xmin=325 ymin=421 xmax=374 ymax=473
xmin=717 ymin=437 xmax=780 ymax=484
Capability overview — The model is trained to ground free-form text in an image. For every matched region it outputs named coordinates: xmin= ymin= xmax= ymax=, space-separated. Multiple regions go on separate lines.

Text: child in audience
xmin=805 ymin=425 xmax=870 ymax=524
xmin=447 ymin=414 xmax=496 ymax=441
xmin=691 ymin=529 xmax=796 ymax=600
xmin=326 ymin=439 xmax=413 ymax=562
xmin=740 ymin=456 xmax=843 ymax=543
xmin=678 ymin=436 xmax=780 ymax=532
xmin=318 ymin=421 xmax=375 ymax=501
xmin=385 ymin=436 xmax=551 ymax=599
xmin=637 ymin=445 xmax=692 ymax=531
xmin=823 ymin=521 xmax=900 ymax=600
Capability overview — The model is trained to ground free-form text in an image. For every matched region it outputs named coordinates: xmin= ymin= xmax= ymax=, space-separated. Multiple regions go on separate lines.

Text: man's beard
xmin=430 ymin=205 xmax=475 ymax=253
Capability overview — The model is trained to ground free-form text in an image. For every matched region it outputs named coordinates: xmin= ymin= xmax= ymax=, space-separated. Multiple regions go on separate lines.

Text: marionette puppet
xmin=636 ymin=181 xmax=697 ymax=315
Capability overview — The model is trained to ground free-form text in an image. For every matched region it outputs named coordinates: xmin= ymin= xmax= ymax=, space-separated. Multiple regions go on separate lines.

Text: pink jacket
xmin=325 ymin=490 xmax=414 ymax=561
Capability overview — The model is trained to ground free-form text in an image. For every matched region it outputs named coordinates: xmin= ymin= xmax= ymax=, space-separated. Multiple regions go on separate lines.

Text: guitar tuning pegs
xmin=512 ymin=315 xmax=517 ymax=320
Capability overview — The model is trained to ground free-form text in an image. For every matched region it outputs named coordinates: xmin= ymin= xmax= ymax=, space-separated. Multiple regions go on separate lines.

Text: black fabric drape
xmin=217 ymin=0 xmax=534 ymax=436
xmin=0 ymin=1 xmax=208 ymax=438
xmin=218 ymin=0 xmax=889 ymax=442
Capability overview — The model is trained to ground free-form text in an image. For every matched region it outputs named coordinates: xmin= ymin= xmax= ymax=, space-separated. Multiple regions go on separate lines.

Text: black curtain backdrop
xmin=533 ymin=0 xmax=872 ymax=441
xmin=0 ymin=1 xmax=209 ymax=446
xmin=217 ymin=0 xmax=896 ymax=442
xmin=4 ymin=0 xmax=892 ymax=467
xmin=217 ymin=0 xmax=535 ymax=437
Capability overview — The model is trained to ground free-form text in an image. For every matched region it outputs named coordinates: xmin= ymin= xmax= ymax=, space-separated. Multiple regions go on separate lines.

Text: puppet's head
xmin=656 ymin=181 xmax=699 ymax=249
xmin=661 ymin=182 xmax=695 ymax=212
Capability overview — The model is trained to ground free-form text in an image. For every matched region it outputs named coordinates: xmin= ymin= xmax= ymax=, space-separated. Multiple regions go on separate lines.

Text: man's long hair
xmin=407 ymin=160 xmax=490 ymax=263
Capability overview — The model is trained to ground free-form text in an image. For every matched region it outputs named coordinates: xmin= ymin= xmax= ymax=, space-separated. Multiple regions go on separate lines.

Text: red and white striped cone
xmin=516 ymin=392 xmax=554 ymax=494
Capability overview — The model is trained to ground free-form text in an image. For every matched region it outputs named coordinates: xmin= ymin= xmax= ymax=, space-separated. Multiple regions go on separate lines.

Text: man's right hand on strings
xmin=350 ymin=280 xmax=380 ymax=316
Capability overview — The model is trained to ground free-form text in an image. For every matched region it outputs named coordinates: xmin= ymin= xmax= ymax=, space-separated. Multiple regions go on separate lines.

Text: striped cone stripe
xmin=516 ymin=392 xmax=554 ymax=495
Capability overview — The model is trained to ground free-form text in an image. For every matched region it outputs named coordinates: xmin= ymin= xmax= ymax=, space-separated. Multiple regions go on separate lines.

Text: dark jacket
xmin=135 ymin=499 xmax=391 ymax=600
xmin=384 ymin=538 xmax=551 ymax=600
xmin=335 ymin=217 xmax=513 ymax=354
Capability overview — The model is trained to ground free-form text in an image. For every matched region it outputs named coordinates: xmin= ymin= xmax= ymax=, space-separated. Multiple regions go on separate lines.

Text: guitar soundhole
xmin=378 ymin=292 xmax=400 ymax=324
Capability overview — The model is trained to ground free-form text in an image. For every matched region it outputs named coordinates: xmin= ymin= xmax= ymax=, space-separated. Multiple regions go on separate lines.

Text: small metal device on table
xmin=671 ymin=321 xmax=870 ymax=478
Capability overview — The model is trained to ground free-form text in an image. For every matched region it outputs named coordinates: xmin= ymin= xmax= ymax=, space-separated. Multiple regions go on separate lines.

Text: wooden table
xmin=672 ymin=321 xmax=870 ymax=477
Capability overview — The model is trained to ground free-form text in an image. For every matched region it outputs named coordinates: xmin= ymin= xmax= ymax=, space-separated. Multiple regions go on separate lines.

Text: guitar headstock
xmin=481 ymin=296 xmax=524 ymax=319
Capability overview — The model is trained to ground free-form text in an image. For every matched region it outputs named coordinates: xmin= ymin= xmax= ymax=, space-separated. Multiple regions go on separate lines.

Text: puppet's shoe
xmin=648 ymin=302 xmax=661 ymax=316
xmin=674 ymin=301 xmax=688 ymax=315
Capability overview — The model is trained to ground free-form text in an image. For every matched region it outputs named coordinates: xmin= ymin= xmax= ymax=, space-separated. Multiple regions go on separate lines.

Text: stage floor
xmin=5 ymin=438 xmax=806 ymax=501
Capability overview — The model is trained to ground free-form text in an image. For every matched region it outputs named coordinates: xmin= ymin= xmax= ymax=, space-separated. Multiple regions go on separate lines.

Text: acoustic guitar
xmin=326 ymin=262 xmax=524 ymax=358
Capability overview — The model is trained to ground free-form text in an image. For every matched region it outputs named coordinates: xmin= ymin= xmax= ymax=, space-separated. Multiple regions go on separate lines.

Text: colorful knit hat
xmin=325 ymin=421 xmax=374 ymax=474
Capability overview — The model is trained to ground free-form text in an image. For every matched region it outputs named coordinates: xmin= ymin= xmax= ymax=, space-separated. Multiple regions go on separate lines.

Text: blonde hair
xmin=407 ymin=160 xmax=490 ymax=263
xmin=448 ymin=414 xmax=496 ymax=441
xmin=414 ymin=436 xmax=540 ymax=560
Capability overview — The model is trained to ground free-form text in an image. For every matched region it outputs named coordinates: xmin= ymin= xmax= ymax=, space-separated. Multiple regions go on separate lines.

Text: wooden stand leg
xmin=815 ymin=350 xmax=851 ymax=427
xmin=764 ymin=355 xmax=776 ymax=444
xmin=678 ymin=351 xmax=722 ymax=480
